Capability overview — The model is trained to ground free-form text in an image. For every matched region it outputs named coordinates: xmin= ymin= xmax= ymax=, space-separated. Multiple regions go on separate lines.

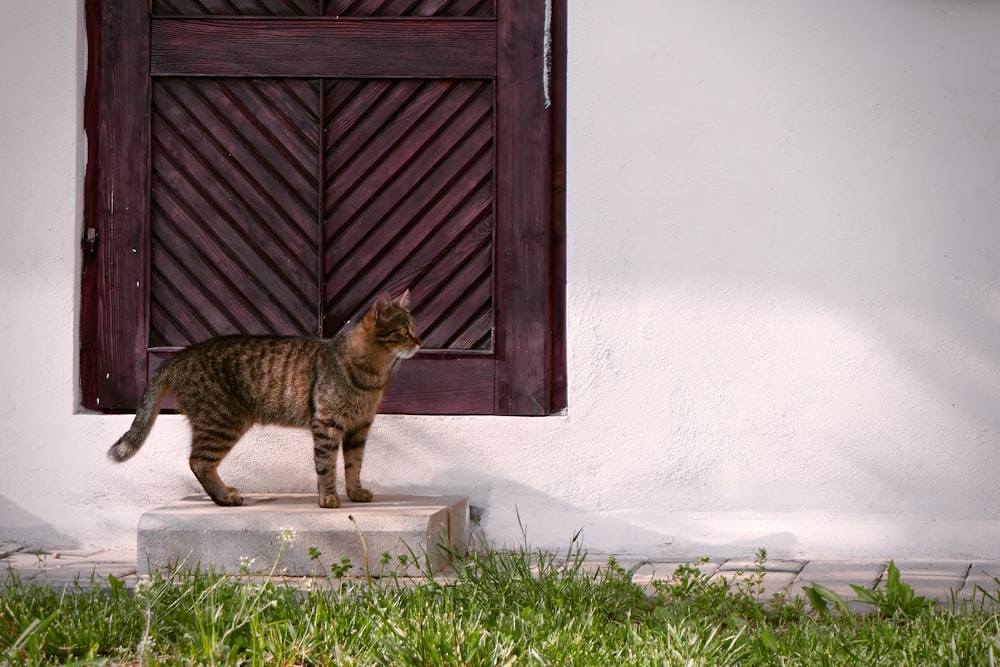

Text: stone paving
xmin=3 ymin=541 xmax=999 ymax=607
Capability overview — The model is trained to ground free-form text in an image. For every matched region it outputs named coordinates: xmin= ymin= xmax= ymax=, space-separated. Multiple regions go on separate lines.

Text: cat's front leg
xmin=311 ymin=415 xmax=344 ymax=508
xmin=344 ymin=423 xmax=373 ymax=503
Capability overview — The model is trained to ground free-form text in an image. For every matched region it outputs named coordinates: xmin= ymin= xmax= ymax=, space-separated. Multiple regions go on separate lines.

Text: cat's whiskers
xmin=387 ymin=355 xmax=404 ymax=381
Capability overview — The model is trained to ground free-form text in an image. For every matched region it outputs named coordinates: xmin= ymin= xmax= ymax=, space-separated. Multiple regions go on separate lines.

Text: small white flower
xmin=279 ymin=527 xmax=297 ymax=544
xmin=137 ymin=635 xmax=156 ymax=656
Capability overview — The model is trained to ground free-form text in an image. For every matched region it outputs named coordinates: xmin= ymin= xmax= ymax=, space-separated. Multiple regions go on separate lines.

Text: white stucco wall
xmin=2 ymin=1 xmax=999 ymax=559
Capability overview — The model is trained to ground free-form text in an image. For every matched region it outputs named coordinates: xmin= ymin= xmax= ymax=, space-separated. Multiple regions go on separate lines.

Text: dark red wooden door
xmin=82 ymin=0 xmax=565 ymax=415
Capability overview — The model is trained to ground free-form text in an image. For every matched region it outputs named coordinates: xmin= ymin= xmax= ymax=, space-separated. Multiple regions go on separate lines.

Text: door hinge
xmin=83 ymin=227 xmax=97 ymax=254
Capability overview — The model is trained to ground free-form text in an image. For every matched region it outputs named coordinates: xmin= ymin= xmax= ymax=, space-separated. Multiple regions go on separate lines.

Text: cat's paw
xmin=319 ymin=494 xmax=341 ymax=508
xmin=347 ymin=487 xmax=373 ymax=503
xmin=212 ymin=487 xmax=243 ymax=507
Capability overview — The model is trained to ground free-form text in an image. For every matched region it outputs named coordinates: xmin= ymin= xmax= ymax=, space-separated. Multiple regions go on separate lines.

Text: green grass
xmin=2 ymin=538 xmax=1000 ymax=666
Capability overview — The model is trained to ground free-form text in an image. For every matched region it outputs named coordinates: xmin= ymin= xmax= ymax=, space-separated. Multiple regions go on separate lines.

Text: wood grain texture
xmin=154 ymin=0 xmax=320 ymax=15
xmin=322 ymin=79 xmax=495 ymax=351
xmin=379 ymin=355 xmax=495 ymax=414
xmin=150 ymin=78 xmax=321 ymax=345
xmin=323 ymin=0 xmax=494 ymax=17
xmin=548 ymin=0 xmax=568 ymax=412
xmin=151 ymin=18 xmax=496 ymax=78
xmin=153 ymin=0 xmax=493 ymax=17
xmin=150 ymin=351 xmax=494 ymax=414
xmin=81 ymin=0 xmax=151 ymax=412
xmin=493 ymin=0 xmax=554 ymax=415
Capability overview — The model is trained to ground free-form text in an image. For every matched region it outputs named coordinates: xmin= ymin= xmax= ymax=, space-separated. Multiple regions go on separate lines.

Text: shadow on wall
xmin=386 ymin=465 xmax=800 ymax=559
xmin=364 ymin=417 xmax=803 ymax=559
xmin=276 ymin=414 xmax=807 ymax=559
xmin=0 ymin=495 xmax=77 ymax=548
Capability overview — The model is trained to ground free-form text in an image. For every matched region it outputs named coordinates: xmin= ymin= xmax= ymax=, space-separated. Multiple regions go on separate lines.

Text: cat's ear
xmin=396 ymin=289 xmax=411 ymax=309
xmin=372 ymin=292 xmax=393 ymax=319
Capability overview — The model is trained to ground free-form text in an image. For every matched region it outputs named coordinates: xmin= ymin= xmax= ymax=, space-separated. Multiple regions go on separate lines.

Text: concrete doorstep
xmin=137 ymin=494 xmax=472 ymax=578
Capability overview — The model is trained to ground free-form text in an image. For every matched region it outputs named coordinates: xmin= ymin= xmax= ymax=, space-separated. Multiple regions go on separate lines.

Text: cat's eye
xmin=398 ymin=327 xmax=409 ymax=336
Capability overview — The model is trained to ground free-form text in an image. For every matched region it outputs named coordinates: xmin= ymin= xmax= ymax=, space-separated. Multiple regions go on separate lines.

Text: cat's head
xmin=365 ymin=290 xmax=421 ymax=359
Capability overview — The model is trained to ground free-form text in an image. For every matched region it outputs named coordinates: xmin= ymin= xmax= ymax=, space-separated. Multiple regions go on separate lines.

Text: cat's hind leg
xmin=189 ymin=424 xmax=245 ymax=506
xmin=344 ymin=423 xmax=373 ymax=503
xmin=311 ymin=416 xmax=344 ymax=508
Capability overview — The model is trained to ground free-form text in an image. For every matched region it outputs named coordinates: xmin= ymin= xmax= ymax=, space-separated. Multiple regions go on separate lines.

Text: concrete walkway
xmin=3 ymin=541 xmax=999 ymax=606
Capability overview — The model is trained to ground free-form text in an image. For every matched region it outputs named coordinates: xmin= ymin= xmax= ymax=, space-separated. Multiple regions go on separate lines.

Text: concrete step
xmin=137 ymin=494 xmax=470 ymax=577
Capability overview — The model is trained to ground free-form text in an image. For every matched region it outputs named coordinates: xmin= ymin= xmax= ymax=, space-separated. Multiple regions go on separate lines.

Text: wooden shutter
xmin=81 ymin=0 xmax=565 ymax=415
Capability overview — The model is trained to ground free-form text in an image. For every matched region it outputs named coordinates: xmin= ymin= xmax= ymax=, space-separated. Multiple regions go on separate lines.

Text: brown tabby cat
xmin=108 ymin=292 xmax=420 ymax=508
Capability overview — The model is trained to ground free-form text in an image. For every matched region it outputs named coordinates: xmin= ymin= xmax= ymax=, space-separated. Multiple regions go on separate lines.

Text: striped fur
xmin=108 ymin=292 xmax=420 ymax=508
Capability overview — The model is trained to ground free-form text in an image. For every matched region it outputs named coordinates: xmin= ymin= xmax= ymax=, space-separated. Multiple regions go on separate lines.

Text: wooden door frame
xmin=81 ymin=0 xmax=566 ymax=415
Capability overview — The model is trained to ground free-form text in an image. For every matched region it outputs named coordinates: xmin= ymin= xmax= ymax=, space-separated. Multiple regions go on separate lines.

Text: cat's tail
xmin=107 ymin=369 xmax=170 ymax=463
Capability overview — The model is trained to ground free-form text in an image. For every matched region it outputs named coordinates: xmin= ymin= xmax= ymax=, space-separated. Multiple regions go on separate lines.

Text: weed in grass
xmin=805 ymin=560 xmax=937 ymax=621
xmin=650 ymin=550 xmax=808 ymax=633
xmin=853 ymin=559 xmax=937 ymax=619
